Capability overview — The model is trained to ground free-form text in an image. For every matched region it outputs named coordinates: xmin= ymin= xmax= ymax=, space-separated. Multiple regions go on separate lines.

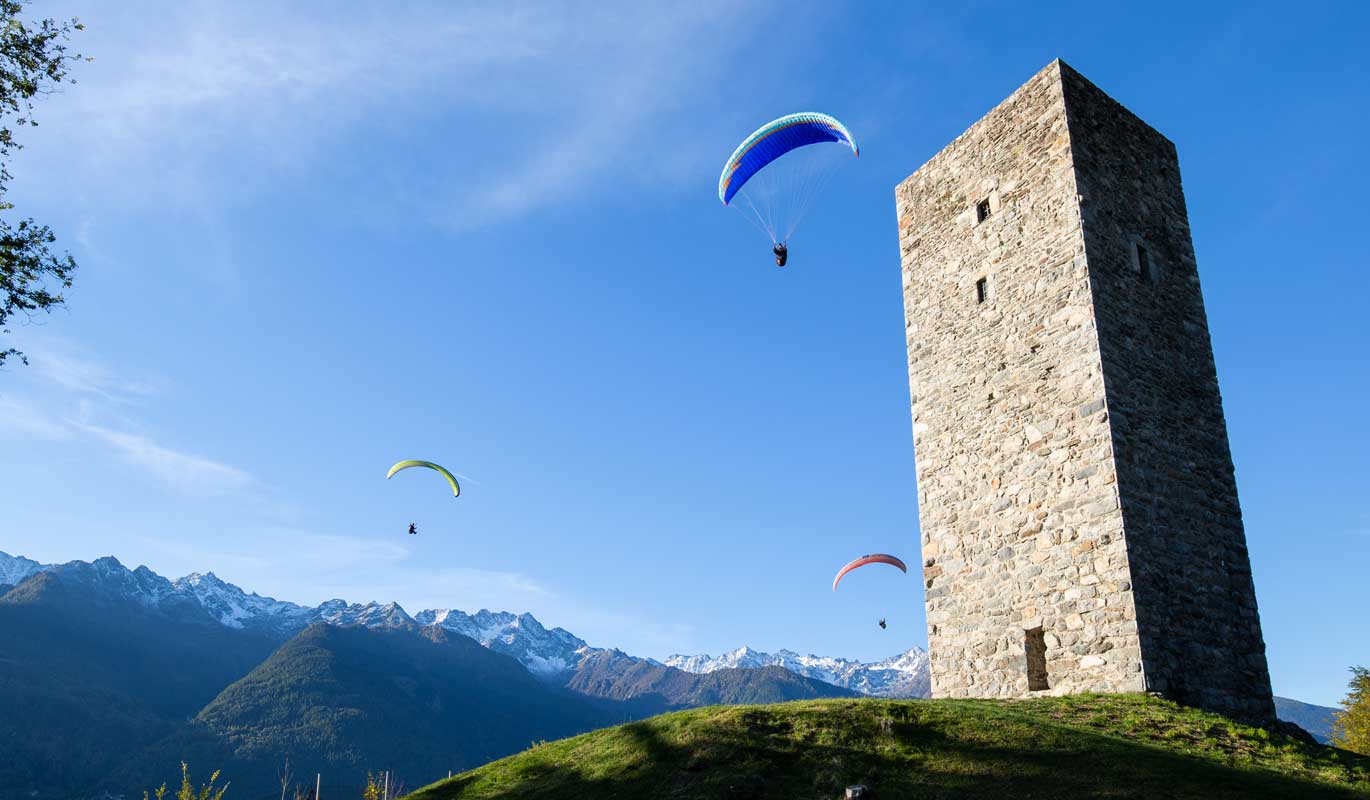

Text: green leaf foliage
xmin=1332 ymin=665 xmax=1370 ymax=756
xmin=0 ymin=0 xmax=85 ymax=367
xmin=144 ymin=762 xmax=228 ymax=800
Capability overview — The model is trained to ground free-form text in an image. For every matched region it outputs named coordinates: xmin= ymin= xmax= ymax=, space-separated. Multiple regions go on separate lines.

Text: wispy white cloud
xmin=2 ymin=389 xmax=258 ymax=495
xmin=452 ymin=471 xmax=482 ymax=487
xmin=33 ymin=348 xmax=160 ymax=403
xmin=19 ymin=1 xmax=764 ymax=229
xmin=137 ymin=527 xmax=412 ymax=581
xmin=74 ymin=422 xmax=254 ymax=489
xmin=417 ymin=2 xmax=766 ymax=228
xmin=550 ymin=603 xmax=702 ymax=657
xmin=0 ymin=335 xmax=253 ymax=494
xmin=4 ymin=333 xmax=165 ymax=402
xmin=0 ymin=395 xmax=74 ymax=440
xmin=255 ymin=530 xmax=414 ymax=579
xmin=353 ymin=565 xmax=552 ymax=612
xmin=136 ymin=527 xmax=550 ymax=614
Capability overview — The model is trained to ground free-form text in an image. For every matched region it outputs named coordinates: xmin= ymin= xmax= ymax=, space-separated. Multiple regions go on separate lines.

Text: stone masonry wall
xmin=895 ymin=59 xmax=1274 ymax=721
xmin=895 ymin=61 xmax=1147 ymax=699
xmin=1059 ymin=64 xmax=1274 ymax=721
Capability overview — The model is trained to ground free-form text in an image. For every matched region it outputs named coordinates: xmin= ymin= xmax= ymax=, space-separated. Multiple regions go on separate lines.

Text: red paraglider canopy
xmin=832 ymin=554 xmax=908 ymax=591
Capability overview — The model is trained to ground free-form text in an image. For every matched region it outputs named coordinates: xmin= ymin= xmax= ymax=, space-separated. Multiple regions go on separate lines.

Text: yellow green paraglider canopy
xmin=386 ymin=460 xmax=460 ymax=497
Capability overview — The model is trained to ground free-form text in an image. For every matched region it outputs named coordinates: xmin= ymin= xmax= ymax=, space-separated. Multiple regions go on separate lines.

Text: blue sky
xmin=0 ymin=1 xmax=1365 ymax=706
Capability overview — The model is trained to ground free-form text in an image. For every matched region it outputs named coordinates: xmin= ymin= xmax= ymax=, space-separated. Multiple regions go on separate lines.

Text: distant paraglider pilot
xmin=407 ymin=522 xmax=418 ymax=536
xmin=878 ymin=618 xmax=886 ymax=630
xmin=773 ymin=242 xmax=788 ymax=267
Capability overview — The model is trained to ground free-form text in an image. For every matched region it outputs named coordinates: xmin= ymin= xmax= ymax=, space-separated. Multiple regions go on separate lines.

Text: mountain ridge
xmin=0 ymin=550 xmax=931 ymax=698
xmin=665 ymin=644 xmax=931 ymax=698
xmin=0 ymin=549 xmax=1334 ymax=736
xmin=0 ymin=551 xmax=862 ymax=799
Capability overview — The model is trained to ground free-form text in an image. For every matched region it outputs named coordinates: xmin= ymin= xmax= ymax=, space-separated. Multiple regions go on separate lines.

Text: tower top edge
xmin=894 ymin=58 xmax=1067 ymax=193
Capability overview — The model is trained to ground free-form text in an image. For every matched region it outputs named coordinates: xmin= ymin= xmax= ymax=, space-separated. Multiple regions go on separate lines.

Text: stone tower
xmin=895 ymin=60 xmax=1274 ymax=721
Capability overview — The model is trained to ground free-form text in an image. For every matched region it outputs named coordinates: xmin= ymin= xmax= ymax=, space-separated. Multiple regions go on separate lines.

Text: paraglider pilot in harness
xmin=878 ymin=618 xmax=886 ymax=630
xmin=719 ymin=113 xmax=857 ymax=268
xmin=408 ymin=522 xmax=418 ymax=535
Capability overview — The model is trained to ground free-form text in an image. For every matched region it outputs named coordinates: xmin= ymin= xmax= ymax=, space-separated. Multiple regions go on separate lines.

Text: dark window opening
xmin=1025 ymin=627 xmax=1049 ymax=691
xmin=1135 ymin=242 xmax=1151 ymax=281
xmin=975 ymin=277 xmax=987 ymax=304
xmin=976 ymin=198 xmax=992 ymax=222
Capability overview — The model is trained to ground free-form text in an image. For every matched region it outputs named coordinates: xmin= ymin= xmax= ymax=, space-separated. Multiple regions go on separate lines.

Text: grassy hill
xmin=408 ymin=694 xmax=1370 ymax=800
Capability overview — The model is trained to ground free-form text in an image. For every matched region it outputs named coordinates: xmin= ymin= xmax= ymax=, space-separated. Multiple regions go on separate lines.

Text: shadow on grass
xmin=410 ymin=702 xmax=1370 ymax=800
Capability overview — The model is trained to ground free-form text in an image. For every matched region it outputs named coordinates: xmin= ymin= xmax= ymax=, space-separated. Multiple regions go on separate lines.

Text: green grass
xmin=407 ymin=694 xmax=1370 ymax=799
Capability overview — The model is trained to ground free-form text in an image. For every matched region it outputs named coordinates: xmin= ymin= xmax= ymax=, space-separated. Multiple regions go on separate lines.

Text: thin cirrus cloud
xmin=73 ymin=422 xmax=255 ymax=490
xmin=32 ymin=349 xmax=161 ymax=404
xmin=131 ymin=525 xmax=550 ymax=611
xmin=180 ymin=548 xmax=557 ymax=615
xmin=1 ymin=392 xmax=258 ymax=495
xmin=6 ymin=333 xmax=165 ymax=404
xmin=136 ymin=528 xmax=413 ymax=587
xmin=347 ymin=565 xmax=553 ymax=618
xmin=21 ymin=1 xmax=766 ymax=228
xmin=451 ymin=3 xmax=758 ymax=224
xmin=2 ymin=336 xmax=253 ymax=494
xmin=0 ymin=396 xmax=74 ymax=440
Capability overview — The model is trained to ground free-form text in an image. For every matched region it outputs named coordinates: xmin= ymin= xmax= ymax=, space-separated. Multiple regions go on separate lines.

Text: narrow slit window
xmin=976 ymin=198 xmax=992 ymax=223
xmin=1025 ymin=627 xmax=1049 ymax=691
xmin=975 ymin=277 xmax=988 ymax=304
xmin=1135 ymin=242 xmax=1151 ymax=282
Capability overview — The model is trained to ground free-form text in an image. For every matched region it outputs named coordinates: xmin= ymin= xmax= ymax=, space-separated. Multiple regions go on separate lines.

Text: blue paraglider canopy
xmin=718 ymin=112 xmax=858 ymax=252
xmin=718 ymin=112 xmax=857 ymax=206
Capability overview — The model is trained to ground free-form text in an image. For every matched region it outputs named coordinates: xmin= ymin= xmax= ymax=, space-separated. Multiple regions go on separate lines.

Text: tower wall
xmin=1059 ymin=65 xmax=1274 ymax=720
xmin=896 ymin=62 xmax=1147 ymax=699
xmin=895 ymin=60 xmax=1273 ymax=720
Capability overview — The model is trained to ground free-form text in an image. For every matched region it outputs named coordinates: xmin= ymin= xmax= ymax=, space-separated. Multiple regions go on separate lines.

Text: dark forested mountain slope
xmin=0 ymin=561 xmax=282 ymax=800
xmin=1274 ymin=696 xmax=1341 ymax=744
xmin=566 ymin=650 xmax=858 ymax=715
xmin=115 ymin=623 xmax=613 ymax=799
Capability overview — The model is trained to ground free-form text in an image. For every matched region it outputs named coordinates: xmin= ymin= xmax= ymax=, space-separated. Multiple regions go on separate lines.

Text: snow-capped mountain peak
xmin=0 ymin=550 xmax=51 ymax=585
xmin=413 ymin=607 xmax=592 ymax=677
xmin=1 ymin=552 xmax=599 ymax=680
xmin=317 ymin=600 xmax=415 ymax=628
xmin=666 ymin=645 xmax=763 ymax=673
xmin=171 ymin=571 xmax=310 ymax=629
xmin=664 ymin=645 xmax=931 ymax=698
xmin=724 ymin=645 xmax=760 ymax=662
xmin=0 ymin=550 xmax=932 ymax=698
